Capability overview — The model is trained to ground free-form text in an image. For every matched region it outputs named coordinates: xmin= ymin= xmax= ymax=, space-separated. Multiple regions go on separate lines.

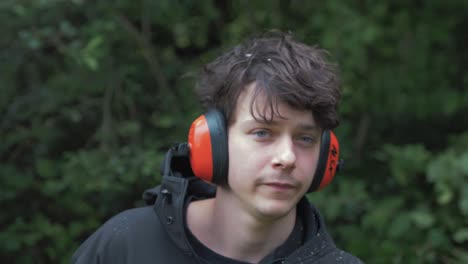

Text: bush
xmin=1 ymin=1 xmax=467 ymax=263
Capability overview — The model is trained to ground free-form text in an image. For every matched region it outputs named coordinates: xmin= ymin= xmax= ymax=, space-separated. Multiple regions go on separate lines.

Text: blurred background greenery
xmin=1 ymin=0 xmax=467 ymax=263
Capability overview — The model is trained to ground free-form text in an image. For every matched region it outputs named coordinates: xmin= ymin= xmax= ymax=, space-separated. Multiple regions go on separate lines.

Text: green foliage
xmin=1 ymin=0 xmax=467 ymax=263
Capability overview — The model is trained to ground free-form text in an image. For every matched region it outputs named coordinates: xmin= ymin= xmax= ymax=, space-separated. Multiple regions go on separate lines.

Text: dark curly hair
xmin=195 ymin=30 xmax=341 ymax=130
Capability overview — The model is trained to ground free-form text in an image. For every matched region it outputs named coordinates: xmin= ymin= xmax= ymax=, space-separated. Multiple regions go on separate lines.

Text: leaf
xmin=459 ymin=187 xmax=468 ymax=216
xmin=410 ymin=210 xmax=435 ymax=229
xmin=382 ymin=144 xmax=430 ymax=186
xmin=437 ymin=183 xmax=454 ymax=205
xmin=36 ymin=159 xmax=55 ymax=178
xmin=453 ymin=228 xmax=468 ymax=243
xmin=458 ymin=152 xmax=468 ymax=175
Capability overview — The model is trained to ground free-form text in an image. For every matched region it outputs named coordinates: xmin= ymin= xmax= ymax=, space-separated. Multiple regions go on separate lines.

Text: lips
xmin=262 ymin=182 xmax=297 ymax=190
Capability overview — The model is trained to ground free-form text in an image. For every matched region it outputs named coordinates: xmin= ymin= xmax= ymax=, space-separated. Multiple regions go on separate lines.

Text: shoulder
xmin=95 ymin=206 xmax=161 ymax=241
xmin=315 ymin=249 xmax=364 ymax=264
xmin=293 ymin=199 xmax=364 ymax=263
xmin=287 ymin=245 xmax=363 ymax=264
xmin=71 ymin=206 xmax=163 ymax=263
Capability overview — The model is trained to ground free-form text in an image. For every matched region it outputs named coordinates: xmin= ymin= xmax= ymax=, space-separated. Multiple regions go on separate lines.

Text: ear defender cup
xmin=188 ymin=110 xmax=229 ymax=185
xmin=307 ymin=130 xmax=341 ymax=192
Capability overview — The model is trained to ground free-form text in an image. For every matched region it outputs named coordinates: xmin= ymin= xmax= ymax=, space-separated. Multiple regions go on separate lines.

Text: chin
xmin=254 ymin=200 xmax=297 ymax=220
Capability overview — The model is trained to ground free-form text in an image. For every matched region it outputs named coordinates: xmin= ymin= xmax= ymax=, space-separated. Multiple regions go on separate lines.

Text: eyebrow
xmin=297 ymin=124 xmax=319 ymax=131
xmin=241 ymin=119 xmax=319 ymax=131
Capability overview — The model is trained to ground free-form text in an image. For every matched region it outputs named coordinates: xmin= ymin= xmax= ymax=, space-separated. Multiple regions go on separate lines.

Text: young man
xmin=72 ymin=31 xmax=363 ymax=263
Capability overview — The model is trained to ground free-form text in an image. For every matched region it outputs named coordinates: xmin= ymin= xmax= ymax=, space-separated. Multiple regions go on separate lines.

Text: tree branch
xmin=353 ymin=113 xmax=371 ymax=162
xmin=116 ymin=14 xmax=180 ymax=115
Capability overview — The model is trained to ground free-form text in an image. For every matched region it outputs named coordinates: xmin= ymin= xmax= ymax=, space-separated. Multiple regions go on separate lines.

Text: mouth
xmin=262 ymin=182 xmax=296 ymax=191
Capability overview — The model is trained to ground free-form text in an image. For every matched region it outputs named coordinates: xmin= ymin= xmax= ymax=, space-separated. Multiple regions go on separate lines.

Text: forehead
xmin=232 ymin=82 xmax=316 ymax=125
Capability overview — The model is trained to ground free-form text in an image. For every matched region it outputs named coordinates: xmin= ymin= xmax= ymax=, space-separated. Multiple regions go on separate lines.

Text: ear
xmin=307 ymin=130 xmax=342 ymax=192
xmin=188 ymin=110 xmax=229 ymax=184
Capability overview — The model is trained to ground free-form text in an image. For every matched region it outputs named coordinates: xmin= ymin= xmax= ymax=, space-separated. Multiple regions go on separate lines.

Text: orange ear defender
xmin=188 ymin=110 xmax=229 ymax=185
xmin=187 ymin=109 xmax=343 ymax=191
xmin=307 ymin=130 xmax=343 ymax=192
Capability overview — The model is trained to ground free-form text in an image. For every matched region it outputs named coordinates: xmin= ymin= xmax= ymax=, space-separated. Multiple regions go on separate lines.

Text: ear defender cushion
xmin=188 ymin=110 xmax=229 ymax=184
xmin=307 ymin=130 xmax=341 ymax=192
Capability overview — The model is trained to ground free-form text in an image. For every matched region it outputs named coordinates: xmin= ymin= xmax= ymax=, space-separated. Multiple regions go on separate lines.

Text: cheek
xmin=227 ymin=136 xmax=243 ymax=184
xmin=228 ymin=139 xmax=250 ymax=176
xmin=299 ymin=157 xmax=317 ymax=176
xmin=297 ymin=148 xmax=320 ymax=180
xmin=227 ymin=136 xmax=266 ymax=184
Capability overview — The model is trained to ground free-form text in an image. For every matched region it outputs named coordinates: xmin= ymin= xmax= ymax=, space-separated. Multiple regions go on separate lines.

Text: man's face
xmin=225 ymin=83 xmax=321 ymax=220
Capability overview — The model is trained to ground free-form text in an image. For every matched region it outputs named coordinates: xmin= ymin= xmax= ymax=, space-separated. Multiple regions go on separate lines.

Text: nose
xmin=272 ymin=136 xmax=296 ymax=170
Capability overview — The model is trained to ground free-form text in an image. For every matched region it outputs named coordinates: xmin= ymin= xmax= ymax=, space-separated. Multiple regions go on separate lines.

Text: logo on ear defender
xmin=328 ymin=145 xmax=338 ymax=173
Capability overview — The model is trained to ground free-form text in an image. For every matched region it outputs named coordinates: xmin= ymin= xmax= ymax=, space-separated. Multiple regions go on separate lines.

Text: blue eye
xmin=254 ymin=130 xmax=269 ymax=138
xmin=298 ymin=136 xmax=315 ymax=144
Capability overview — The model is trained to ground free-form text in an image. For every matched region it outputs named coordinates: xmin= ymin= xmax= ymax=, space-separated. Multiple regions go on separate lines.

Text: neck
xmin=187 ymin=189 xmax=297 ymax=263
